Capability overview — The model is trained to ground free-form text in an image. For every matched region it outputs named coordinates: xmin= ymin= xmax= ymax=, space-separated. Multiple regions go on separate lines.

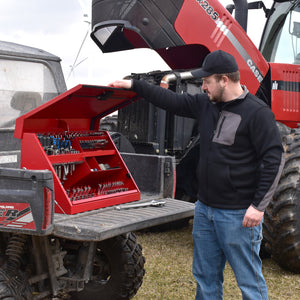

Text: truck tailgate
xmin=53 ymin=197 xmax=194 ymax=241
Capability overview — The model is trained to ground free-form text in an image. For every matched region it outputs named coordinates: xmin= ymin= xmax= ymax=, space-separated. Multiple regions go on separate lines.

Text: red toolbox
xmin=14 ymin=84 xmax=141 ymax=214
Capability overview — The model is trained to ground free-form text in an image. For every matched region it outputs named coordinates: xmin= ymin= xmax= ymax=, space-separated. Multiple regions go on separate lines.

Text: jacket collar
xmin=215 ymin=85 xmax=249 ymax=110
xmin=237 ymin=85 xmax=249 ymax=99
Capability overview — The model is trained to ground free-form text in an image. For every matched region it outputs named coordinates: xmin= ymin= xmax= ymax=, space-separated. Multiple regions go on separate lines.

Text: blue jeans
xmin=192 ymin=201 xmax=268 ymax=300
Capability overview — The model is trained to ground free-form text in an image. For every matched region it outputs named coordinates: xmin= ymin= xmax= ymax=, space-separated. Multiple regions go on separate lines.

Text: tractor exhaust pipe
xmin=160 ymin=71 xmax=193 ymax=89
xmin=232 ymin=0 xmax=248 ymax=32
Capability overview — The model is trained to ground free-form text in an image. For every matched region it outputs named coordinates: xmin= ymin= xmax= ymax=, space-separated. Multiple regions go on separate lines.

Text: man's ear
xmin=221 ymin=75 xmax=229 ymax=87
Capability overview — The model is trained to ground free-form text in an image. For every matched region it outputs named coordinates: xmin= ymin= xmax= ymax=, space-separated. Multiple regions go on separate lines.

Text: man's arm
xmin=110 ymin=79 xmax=207 ymax=119
xmin=243 ymin=107 xmax=285 ymax=227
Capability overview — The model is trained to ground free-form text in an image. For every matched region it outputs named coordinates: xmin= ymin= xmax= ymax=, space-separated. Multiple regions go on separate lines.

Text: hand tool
xmin=114 ymin=200 xmax=166 ymax=210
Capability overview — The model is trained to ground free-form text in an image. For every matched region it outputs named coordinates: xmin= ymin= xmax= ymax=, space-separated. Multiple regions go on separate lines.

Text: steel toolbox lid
xmin=14 ymin=84 xmax=140 ymax=139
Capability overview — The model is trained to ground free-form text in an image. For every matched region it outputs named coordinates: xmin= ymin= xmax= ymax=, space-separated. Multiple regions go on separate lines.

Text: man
xmin=109 ymin=50 xmax=285 ymax=299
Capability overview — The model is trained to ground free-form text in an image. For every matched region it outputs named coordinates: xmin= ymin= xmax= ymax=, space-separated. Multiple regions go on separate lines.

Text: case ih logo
xmin=0 ymin=203 xmax=36 ymax=230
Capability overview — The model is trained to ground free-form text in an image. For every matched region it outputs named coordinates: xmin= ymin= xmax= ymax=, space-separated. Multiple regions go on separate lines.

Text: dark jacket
xmin=131 ymin=79 xmax=285 ymax=211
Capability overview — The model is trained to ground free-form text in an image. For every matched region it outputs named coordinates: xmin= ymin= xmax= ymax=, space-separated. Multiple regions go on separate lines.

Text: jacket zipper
xmin=216 ymin=115 xmax=226 ymax=138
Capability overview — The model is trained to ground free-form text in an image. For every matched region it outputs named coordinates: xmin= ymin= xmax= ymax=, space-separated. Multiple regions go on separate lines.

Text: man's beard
xmin=210 ymin=86 xmax=225 ymax=103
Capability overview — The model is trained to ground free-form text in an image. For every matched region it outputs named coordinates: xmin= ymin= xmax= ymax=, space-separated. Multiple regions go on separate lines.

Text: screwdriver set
xmin=14 ymin=84 xmax=141 ymax=214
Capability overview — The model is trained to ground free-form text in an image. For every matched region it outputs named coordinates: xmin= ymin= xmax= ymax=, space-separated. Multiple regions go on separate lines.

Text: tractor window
xmin=271 ymin=4 xmax=300 ymax=64
xmin=0 ymin=59 xmax=59 ymax=128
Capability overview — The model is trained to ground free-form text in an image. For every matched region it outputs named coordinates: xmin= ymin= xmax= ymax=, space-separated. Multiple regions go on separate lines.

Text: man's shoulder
xmin=242 ymin=93 xmax=276 ymax=126
xmin=244 ymin=93 xmax=269 ymax=110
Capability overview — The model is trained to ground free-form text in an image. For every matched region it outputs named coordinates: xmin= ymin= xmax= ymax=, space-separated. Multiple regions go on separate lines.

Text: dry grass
xmin=133 ymin=221 xmax=300 ymax=300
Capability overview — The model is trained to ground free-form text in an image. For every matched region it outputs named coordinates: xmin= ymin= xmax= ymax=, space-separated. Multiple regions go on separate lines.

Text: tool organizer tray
xmin=14 ymin=84 xmax=141 ymax=214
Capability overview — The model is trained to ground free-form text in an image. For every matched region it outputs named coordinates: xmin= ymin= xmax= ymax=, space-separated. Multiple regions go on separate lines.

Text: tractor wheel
xmin=0 ymin=264 xmax=32 ymax=299
xmin=263 ymin=127 xmax=300 ymax=273
xmin=99 ymin=115 xmax=118 ymax=132
xmin=71 ymin=232 xmax=145 ymax=300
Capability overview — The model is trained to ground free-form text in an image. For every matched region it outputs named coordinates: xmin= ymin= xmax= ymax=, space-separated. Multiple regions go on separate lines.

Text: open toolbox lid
xmin=15 ymin=84 xmax=140 ymax=139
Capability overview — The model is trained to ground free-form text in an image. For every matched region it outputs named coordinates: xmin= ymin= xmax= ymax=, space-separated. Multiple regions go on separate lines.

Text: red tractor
xmin=91 ymin=0 xmax=300 ymax=273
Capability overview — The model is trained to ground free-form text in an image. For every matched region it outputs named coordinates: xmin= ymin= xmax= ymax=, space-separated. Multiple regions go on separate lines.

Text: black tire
xmin=109 ymin=132 xmax=136 ymax=153
xmin=263 ymin=128 xmax=300 ymax=273
xmin=71 ymin=233 xmax=145 ymax=300
xmin=99 ymin=115 xmax=118 ymax=132
xmin=0 ymin=264 xmax=32 ymax=300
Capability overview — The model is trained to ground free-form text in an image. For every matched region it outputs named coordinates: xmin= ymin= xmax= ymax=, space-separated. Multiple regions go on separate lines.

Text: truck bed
xmin=0 ymin=154 xmax=194 ymax=239
xmin=53 ymin=195 xmax=194 ymax=241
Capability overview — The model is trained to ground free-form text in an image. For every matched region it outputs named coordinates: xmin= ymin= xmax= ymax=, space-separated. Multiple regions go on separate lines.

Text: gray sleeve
xmin=250 ymin=107 xmax=285 ymax=211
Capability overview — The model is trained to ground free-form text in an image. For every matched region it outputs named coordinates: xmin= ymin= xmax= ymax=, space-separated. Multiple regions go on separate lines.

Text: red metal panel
xmin=270 ymin=63 xmax=300 ymax=128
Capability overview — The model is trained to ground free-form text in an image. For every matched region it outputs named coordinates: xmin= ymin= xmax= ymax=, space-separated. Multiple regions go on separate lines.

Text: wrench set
xmin=65 ymin=181 xmax=128 ymax=201
xmin=16 ymin=84 xmax=140 ymax=214
xmin=52 ymin=161 xmax=83 ymax=181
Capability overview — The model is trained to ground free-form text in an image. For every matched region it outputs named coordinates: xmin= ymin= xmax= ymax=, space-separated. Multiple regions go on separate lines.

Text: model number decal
xmin=196 ymin=0 xmax=219 ymax=20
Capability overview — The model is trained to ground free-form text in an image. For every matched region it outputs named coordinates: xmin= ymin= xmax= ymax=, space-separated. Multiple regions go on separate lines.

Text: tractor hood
xmin=90 ymin=0 xmax=205 ymax=69
xmin=91 ymin=0 xmax=185 ymax=53
xmin=90 ymin=0 xmax=250 ymax=69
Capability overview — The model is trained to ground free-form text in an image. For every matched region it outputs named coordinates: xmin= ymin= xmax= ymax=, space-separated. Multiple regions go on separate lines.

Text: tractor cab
xmin=258 ymin=1 xmax=300 ymax=128
xmin=260 ymin=0 xmax=300 ymax=65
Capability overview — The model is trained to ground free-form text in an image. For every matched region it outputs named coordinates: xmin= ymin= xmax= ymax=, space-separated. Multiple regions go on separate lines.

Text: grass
xmin=132 ymin=221 xmax=300 ymax=300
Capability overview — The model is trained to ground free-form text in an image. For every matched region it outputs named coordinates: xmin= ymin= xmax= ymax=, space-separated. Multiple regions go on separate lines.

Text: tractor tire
xmin=99 ymin=115 xmax=118 ymax=132
xmin=0 ymin=264 xmax=32 ymax=299
xmin=263 ymin=127 xmax=300 ymax=273
xmin=71 ymin=232 xmax=145 ymax=300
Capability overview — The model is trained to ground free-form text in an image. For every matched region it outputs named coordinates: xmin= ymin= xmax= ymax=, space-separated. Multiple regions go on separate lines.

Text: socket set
xmin=15 ymin=84 xmax=141 ymax=214
xmin=37 ymin=131 xmax=108 ymax=155
xmin=79 ymin=138 xmax=108 ymax=150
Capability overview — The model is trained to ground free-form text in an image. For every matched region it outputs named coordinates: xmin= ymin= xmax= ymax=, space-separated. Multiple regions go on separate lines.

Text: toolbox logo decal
xmin=0 ymin=203 xmax=36 ymax=230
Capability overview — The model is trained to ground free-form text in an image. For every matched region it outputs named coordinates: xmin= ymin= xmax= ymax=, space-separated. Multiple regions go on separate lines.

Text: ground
xmin=133 ymin=221 xmax=300 ymax=300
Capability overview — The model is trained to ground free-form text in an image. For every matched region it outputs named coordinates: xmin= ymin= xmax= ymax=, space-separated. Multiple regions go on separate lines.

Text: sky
xmin=0 ymin=0 xmax=274 ymax=89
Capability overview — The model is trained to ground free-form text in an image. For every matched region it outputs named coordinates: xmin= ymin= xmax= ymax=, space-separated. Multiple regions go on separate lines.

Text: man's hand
xmin=108 ymin=80 xmax=132 ymax=89
xmin=242 ymin=205 xmax=264 ymax=227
